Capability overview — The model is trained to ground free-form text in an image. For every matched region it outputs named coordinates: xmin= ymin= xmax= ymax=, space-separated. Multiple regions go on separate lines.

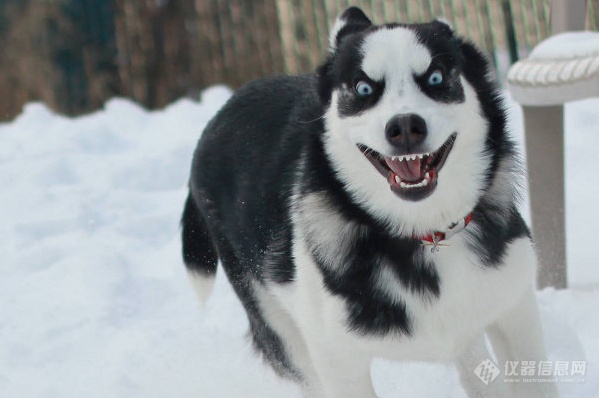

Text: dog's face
xmin=318 ymin=8 xmax=507 ymax=234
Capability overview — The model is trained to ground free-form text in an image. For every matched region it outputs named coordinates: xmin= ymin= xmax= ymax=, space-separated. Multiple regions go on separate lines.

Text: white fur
xmin=294 ymin=192 xmax=537 ymax=361
xmin=187 ymin=270 xmax=215 ymax=309
xmin=329 ymin=15 xmax=349 ymax=50
xmin=324 ymin=28 xmax=490 ymax=236
xmin=435 ymin=17 xmax=454 ymax=31
xmin=293 ymin=192 xmax=365 ymax=275
xmin=253 ymin=190 xmax=556 ymax=397
xmin=262 ymin=207 xmax=379 ymax=397
xmin=360 ymin=28 xmax=431 ymax=81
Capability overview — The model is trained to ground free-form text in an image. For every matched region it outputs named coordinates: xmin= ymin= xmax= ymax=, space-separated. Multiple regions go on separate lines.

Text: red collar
xmin=414 ymin=213 xmax=473 ymax=248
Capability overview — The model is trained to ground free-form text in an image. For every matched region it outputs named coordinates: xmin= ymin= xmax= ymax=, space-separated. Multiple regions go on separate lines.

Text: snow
xmin=0 ymin=85 xmax=597 ymax=398
xmin=529 ymin=32 xmax=598 ymax=60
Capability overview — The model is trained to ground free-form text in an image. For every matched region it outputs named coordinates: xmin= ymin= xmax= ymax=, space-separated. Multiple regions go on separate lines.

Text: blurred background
xmin=0 ymin=0 xmax=597 ymax=122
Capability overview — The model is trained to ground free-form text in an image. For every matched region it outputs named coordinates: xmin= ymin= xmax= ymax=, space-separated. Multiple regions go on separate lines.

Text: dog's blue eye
xmin=355 ymin=81 xmax=373 ymax=96
xmin=427 ymin=70 xmax=444 ymax=86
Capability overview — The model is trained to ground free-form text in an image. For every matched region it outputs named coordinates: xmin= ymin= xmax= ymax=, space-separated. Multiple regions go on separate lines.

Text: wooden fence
xmin=278 ymin=0 xmax=553 ymax=76
xmin=0 ymin=0 xmax=597 ymax=121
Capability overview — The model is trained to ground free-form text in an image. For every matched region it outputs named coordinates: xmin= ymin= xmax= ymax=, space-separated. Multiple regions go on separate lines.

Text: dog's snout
xmin=385 ymin=114 xmax=427 ymax=151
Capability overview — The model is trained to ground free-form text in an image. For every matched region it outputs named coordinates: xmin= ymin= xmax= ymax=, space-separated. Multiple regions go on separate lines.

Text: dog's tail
xmin=181 ymin=192 xmax=218 ymax=308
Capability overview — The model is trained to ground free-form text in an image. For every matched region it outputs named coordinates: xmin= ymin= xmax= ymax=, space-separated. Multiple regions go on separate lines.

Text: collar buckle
xmin=414 ymin=213 xmax=473 ymax=251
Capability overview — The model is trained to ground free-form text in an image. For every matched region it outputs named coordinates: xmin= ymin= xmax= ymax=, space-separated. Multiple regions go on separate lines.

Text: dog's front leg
xmin=456 ymin=333 xmax=512 ymax=397
xmin=303 ymin=343 xmax=378 ymax=398
xmin=486 ymin=286 xmax=559 ymax=398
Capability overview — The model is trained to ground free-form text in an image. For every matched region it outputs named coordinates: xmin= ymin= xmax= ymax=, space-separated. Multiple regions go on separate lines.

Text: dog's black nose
xmin=385 ymin=114 xmax=427 ymax=151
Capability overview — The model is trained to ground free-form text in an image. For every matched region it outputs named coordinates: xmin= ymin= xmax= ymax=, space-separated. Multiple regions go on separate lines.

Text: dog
xmin=181 ymin=7 xmax=558 ymax=398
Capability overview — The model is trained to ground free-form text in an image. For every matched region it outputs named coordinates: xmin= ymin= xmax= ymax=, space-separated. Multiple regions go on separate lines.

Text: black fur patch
xmin=262 ymin=227 xmax=295 ymax=284
xmin=294 ymin=167 xmax=440 ymax=337
xmin=413 ymin=63 xmax=465 ymax=103
xmin=181 ymin=193 xmax=218 ymax=277
xmin=458 ymin=40 xmax=514 ymax=191
xmin=468 ymin=203 xmax=530 ymax=266
xmin=312 ymin=224 xmax=441 ymax=336
xmin=411 ymin=21 xmax=466 ymax=103
xmin=337 ymin=72 xmax=386 ymax=117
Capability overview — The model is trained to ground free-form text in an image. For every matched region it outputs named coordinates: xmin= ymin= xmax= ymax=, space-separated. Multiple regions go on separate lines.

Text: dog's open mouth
xmin=357 ymin=133 xmax=457 ymax=201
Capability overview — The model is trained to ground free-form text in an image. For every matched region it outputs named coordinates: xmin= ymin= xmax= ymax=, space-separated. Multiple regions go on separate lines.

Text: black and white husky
xmin=181 ymin=8 xmax=558 ymax=398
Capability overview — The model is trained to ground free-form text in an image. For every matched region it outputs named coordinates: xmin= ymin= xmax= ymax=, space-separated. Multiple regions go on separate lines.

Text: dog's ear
xmin=328 ymin=7 xmax=372 ymax=51
xmin=319 ymin=7 xmax=371 ymax=105
xmin=431 ymin=18 xmax=454 ymax=37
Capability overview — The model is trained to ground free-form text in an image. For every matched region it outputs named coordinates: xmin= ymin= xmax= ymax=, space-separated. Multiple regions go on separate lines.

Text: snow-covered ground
xmin=0 ymin=86 xmax=597 ymax=398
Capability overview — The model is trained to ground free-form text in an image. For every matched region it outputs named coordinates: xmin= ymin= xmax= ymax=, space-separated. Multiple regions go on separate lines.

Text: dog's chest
xmin=403 ymin=237 xmax=535 ymax=357
xmin=271 ymin=232 xmax=535 ymax=361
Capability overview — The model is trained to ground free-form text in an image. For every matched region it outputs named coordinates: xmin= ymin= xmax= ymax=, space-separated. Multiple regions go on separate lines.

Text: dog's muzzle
xmin=357 ymin=133 xmax=457 ymax=201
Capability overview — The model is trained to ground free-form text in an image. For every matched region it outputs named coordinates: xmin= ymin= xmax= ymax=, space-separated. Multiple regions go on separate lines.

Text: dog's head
xmin=317 ymin=7 xmax=514 ymax=234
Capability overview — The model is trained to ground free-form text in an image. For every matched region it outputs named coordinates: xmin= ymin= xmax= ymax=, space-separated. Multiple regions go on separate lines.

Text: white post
xmin=525 ymin=0 xmax=587 ymax=289
xmin=524 ymin=106 xmax=567 ymax=289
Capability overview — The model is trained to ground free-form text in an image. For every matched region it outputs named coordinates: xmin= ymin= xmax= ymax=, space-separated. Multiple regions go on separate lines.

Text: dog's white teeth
xmin=398 ymin=178 xmax=429 ymax=189
xmin=391 ymin=153 xmax=430 ymax=163
xmin=391 ymin=153 xmax=431 ymax=162
xmin=425 ymin=172 xmax=431 ymax=180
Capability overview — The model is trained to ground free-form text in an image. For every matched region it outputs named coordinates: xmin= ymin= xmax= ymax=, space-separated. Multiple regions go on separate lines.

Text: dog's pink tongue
xmin=385 ymin=158 xmax=422 ymax=182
